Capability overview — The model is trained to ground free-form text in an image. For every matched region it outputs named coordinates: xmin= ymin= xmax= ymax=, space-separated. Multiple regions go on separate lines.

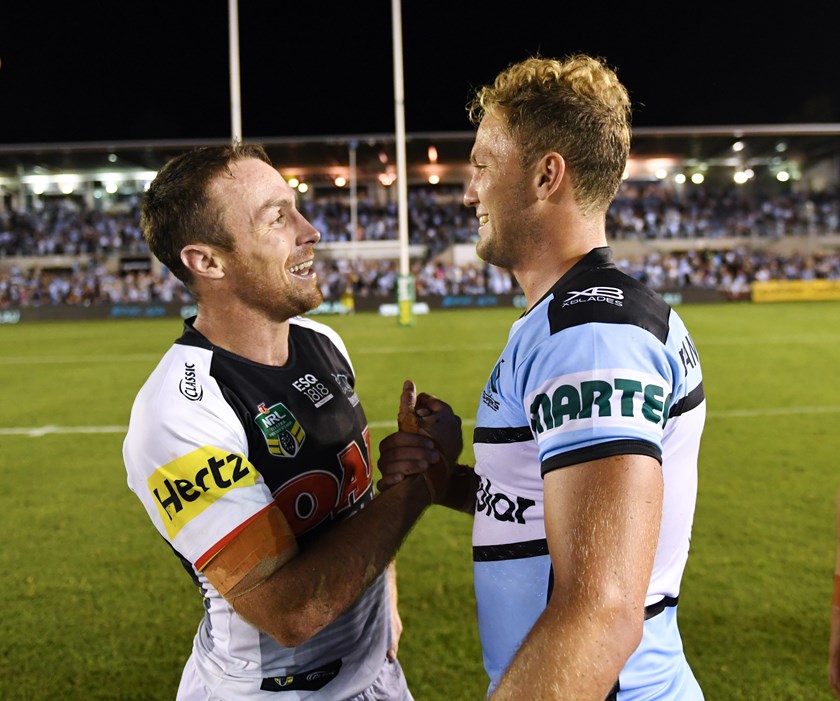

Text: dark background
xmin=2 ymin=1 xmax=839 ymax=145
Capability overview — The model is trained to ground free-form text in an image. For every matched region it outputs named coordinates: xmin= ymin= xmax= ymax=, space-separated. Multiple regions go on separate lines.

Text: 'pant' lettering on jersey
xmin=476 ymin=477 xmax=535 ymax=524
xmin=530 ymin=378 xmax=672 ymax=433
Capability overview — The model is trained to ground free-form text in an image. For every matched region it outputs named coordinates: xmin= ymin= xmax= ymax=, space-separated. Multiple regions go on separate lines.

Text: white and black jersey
xmin=472 ymin=247 xmax=705 ymax=699
xmin=123 ymin=316 xmax=388 ymax=700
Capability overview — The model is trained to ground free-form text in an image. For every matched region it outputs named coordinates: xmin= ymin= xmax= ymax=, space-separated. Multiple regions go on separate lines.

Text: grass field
xmin=1 ymin=301 xmax=839 ymax=700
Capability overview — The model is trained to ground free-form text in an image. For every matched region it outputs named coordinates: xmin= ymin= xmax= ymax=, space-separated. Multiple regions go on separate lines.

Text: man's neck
xmin=192 ymin=305 xmax=292 ymax=366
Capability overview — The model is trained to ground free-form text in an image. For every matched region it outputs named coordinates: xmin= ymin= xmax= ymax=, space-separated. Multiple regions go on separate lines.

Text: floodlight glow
xmin=733 ymin=171 xmax=749 ymax=184
xmin=428 ymin=174 xmax=440 ymax=184
xmin=287 ymin=177 xmax=300 ymax=188
xmin=334 ymin=176 xmax=347 ymax=187
xmin=732 ymin=141 xmax=745 ymax=152
xmin=297 ymin=183 xmax=309 ymax=193
xmin=655 ymin=168 xmax=668 ymax=180
xmin=675 ymin=174 xmax=687 ymax=184
xmin=691 ymin=173 xmax=705 ymax=184
xmin=776 ymin=170 xmax=791 ymax=182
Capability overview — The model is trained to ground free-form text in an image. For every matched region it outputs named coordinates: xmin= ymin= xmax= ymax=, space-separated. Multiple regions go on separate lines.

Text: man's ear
xmin=181 ymin=244 xmax=226 ymax=280
xmin=535 ymin=152 xmax=566 ymax=201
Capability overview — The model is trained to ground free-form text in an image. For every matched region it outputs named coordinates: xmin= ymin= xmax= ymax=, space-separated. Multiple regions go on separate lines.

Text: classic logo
xmin=562 ymin=286 xmax=624 ymax=307
xmin=255 ymin=401 xmax=305 ymax=458
xmin=530 ymin=374 xmax=672 ymax=432
xmin=147 ymin=447 xmax=257 ymax=540
xmin=331 ymin=372 xmax=360 ymax=407
xmin=179 ymin=363 xmax=203 ymax=401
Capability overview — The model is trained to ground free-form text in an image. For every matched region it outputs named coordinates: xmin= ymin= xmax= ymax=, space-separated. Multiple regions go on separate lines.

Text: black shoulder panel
xmin=547 ymin=265 xmax=671 ymax=344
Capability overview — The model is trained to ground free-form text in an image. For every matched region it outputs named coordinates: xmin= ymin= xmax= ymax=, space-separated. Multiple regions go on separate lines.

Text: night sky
xmin=2 ymin=1 xmax=839 ymax=145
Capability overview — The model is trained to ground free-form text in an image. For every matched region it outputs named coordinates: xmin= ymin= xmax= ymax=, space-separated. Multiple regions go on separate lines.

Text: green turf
xmin=1 ymin=302 xmax=839 ymax=700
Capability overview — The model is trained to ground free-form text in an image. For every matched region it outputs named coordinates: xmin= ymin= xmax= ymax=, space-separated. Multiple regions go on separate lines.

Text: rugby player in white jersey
xmin=123 ymin=143 xmax=438 ymax=700
xmin=378 ymin=55 xmax=706 ymax=700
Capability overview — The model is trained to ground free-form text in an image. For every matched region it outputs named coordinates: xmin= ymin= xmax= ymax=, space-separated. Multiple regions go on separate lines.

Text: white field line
xmin=1 ymin=332 xmax=839 ymax=366
xmin=2 ymin=405 xmax=840 ymax=437
xmin=0 ymin=347 xmax=506 ymax=364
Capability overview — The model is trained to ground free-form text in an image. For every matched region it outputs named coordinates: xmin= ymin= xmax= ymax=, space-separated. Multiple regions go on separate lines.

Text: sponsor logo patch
xmin=179 ymin=363 xmax=203 ymax=401
xmin=260 ymin=659 xmax=342 ymax=692
xmin=482 ymin=360 xmax=503 ymax=411
xmin=147 ymin=447 xmax=257 ymax=540
xmin=475 ymin=476 xmax=535 ymax=524
xmin=256 ymin=401 xmax=306 ymax=458
xmin=562 ymin=286 xmax=624 ymax=307
xmin=529 ymin=371 xmax=672 ymax=433
xmin=292 ymin=373 xmax=333 ymax=408
xmin=331 ymin=372 xmax=360 ymax=407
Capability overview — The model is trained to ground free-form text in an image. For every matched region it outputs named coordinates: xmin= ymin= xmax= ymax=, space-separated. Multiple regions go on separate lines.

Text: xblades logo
xmin=563 ymin=286 xmax=624 ymax=307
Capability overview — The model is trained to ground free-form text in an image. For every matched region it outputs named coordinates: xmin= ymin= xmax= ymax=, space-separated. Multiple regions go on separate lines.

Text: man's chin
xmin=300 ymin=289 xmax=324 ymax=315
xmin=475 ymin=240 xmax=501 ymax=268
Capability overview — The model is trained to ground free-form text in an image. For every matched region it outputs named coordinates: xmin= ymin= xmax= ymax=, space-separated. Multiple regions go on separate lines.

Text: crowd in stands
xmin=1 ymin=181 xmax=839 ymax=309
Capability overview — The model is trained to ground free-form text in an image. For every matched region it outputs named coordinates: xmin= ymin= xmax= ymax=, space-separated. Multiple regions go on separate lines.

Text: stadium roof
xmin=1 ymin=124 xmax=838 ymax=194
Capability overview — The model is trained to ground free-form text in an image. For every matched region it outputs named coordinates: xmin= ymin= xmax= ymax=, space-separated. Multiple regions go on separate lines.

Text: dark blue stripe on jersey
xmin=473 ymin=538 xmax=549 ymax=562
xmin=645 ymin=595 xmax=679 ymax=619
xmin=544 ymin=248 xmax=671 ymax=343
xmin=473 ymin=426 xmax=533 ymax=444
xmin=541 ymin=439 xmax=662 ymax=475
xmin=669 ymin=381 xmax=705 ymax=418
xmin=605 ymin=596 xmax=681 ymax=700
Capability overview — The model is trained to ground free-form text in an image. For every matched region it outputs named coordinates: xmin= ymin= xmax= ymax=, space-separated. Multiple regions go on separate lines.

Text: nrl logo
xmin=255 ymin=401 xmax=305 ymax=458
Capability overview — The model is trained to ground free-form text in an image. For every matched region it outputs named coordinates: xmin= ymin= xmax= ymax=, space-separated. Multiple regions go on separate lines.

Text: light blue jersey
xmin=472 ymin=247 xmax=705 ymax=700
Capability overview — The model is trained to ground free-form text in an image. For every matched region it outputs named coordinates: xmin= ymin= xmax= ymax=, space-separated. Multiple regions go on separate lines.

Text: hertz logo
xmin=147 ymin=446 xmax=258 ymax=540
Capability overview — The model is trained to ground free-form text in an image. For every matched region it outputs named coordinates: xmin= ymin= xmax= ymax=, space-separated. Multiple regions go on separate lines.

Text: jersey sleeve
xmin=123 ymin=345 xmax=276 ymax=570
xmin=517 ymin=321 xmax=675 ymax=474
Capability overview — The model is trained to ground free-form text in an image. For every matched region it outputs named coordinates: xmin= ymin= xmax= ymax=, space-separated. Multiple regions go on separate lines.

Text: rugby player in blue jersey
xmin=378 ymin=54 xmax=706 ymax=700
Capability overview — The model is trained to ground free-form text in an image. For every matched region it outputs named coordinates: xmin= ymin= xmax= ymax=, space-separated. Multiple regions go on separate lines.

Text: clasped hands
xmin=377 ymin=380 xmax=463 ymax=503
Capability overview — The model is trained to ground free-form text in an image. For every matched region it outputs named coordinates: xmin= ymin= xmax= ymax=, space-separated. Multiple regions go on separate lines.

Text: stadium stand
xmin=1 ymin=180 xmax=839 ymax=310
xmin=2 ymin=123 xmax=840 ymax=315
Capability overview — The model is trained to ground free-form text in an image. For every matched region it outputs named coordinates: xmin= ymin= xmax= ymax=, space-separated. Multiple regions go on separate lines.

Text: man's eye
xmin=274 ymin=212 xmax=286 ymax=224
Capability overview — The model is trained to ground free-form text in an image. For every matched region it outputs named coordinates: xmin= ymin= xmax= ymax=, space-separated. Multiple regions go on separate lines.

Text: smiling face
xmin=463 ymin=111 xmax=540 ymax=272
xmin=209 ymin=158 xmax=323 ymax=321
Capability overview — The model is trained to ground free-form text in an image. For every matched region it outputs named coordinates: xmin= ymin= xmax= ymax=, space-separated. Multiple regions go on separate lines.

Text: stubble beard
xmin=232 ymin=255 xmax=323 ymax=321
xmin=272 ymin=278 xmax=323 ymax=320
xmin=476 ymin=222 xmax=522 ymax=272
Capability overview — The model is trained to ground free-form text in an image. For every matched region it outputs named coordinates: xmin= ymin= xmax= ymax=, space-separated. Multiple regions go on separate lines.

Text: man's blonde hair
xmin=468 ymin=54 xmax=631 ymax=215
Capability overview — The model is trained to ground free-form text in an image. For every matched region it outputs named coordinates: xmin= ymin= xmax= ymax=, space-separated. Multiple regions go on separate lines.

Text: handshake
xmin=377 ymin=380 xmax=476 ymax=513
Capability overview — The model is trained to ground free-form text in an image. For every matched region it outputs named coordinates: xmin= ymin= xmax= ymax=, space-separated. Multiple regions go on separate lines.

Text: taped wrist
xmin=202 ymin=505 xmax=299 ymax=598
